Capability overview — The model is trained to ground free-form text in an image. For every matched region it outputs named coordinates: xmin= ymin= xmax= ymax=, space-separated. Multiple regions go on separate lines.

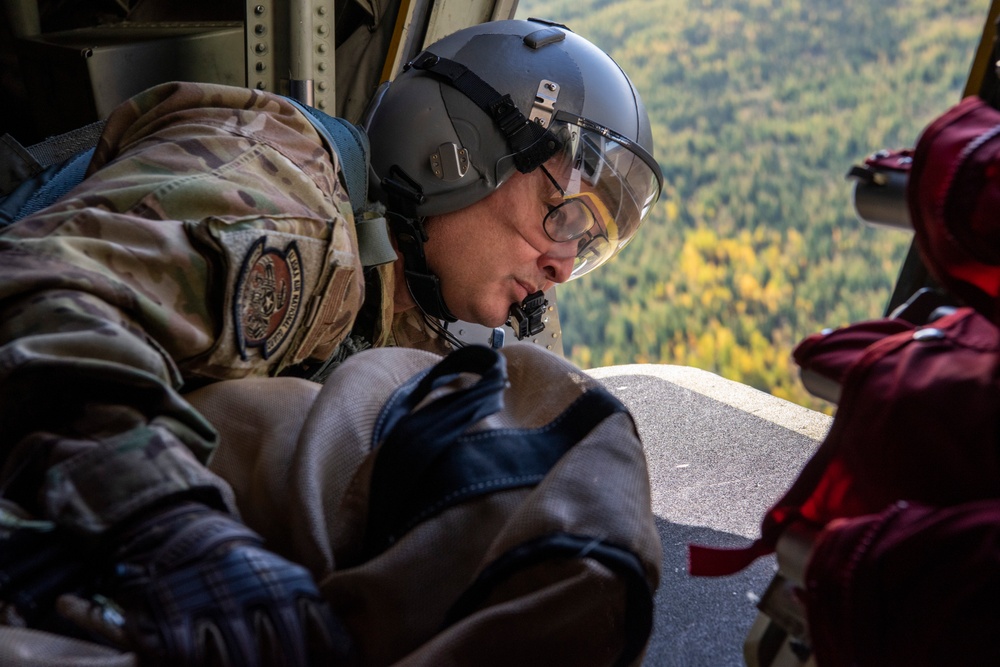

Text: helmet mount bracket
xmin=530 ymin=80 xmax=560 ymax=129
xmin=430 ymin=143 xmax=470 ymax=181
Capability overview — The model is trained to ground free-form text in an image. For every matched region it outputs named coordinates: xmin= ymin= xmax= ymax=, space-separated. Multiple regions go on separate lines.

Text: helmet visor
xmin=541 ymin=112 xmax=662 ymax=279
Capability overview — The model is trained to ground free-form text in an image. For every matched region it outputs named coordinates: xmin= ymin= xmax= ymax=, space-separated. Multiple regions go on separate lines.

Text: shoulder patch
xmin=235 ymin=236 xmax=304 ymax=360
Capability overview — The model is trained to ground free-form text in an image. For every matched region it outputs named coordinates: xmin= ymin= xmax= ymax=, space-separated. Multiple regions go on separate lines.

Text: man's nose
xmin=540 ymin=252 xmax=575 ymax=284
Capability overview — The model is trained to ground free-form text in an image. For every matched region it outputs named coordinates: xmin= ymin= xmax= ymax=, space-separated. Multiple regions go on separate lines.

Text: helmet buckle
xmin=429 ymin=143 xmax=470 ymax=181
xmin=490 ymin=94 xmax=525 ymax=136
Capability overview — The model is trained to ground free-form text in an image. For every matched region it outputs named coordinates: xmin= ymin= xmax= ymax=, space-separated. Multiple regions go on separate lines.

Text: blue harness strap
xmin=0 ymin=147 xmax=96 ymax=225
xmin=282 ymin=97 xmax=370 ymax=213
xmin=283 ymin=97 xmax=397 ymax=267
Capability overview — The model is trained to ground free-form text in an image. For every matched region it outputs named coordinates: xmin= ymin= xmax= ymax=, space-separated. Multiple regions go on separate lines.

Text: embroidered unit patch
xmin=235 ymin=237 xmax=304 ymax=360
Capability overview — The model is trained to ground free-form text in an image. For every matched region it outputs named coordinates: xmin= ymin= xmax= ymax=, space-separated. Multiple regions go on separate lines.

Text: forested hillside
xmin=516 ymin=0 xmax=989 ymax=412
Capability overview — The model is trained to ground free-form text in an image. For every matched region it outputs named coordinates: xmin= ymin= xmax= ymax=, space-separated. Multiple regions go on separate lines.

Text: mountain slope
xmin=517 ymin=0 xmax=989 ymax=411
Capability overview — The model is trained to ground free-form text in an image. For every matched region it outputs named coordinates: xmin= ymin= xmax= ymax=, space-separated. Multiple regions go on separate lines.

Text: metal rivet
xmin=255 ymin=62 xmax=266 ymax=72
xmin=318 ymin=62 xmax=327 ymax=71
xmin=318 ymin=44 xmax=327 ymax=53
xmin=254 ymin=24 xmax=266 ymax=35
xmin=913 ymin=328 xmax=945 ymax=341
xmin=254 ymin=4 xmax=265 ymax=14
xmin=254 ymin=43 xmax=268 ymax=54
xmin=256 ymin=81 xmax=266 ymax=89
xmin=318 ymin=82 xmax=327 ymax=91
xmin=317 ymin=5 xmax=326 ymax=14
xmin=318 ymin=24 xmax=328 ymax=35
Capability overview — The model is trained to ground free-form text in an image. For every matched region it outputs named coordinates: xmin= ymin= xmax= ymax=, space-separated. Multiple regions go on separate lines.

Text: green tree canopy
xmin=518 ymin=0 xmax=988 ymax=412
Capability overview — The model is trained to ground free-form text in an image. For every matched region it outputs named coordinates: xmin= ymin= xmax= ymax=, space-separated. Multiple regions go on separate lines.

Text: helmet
xmin=363 ymin=18 xmax=661 ymax=328
xmin=364 ymin=18 xmax=662 ymax=279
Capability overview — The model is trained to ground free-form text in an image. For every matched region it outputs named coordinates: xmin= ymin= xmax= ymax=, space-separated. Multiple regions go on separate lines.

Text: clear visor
xmin=540 ymin=114 xmax=662 ymax=279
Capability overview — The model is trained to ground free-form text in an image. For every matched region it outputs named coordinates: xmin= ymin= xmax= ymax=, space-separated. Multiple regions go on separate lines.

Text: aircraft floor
xmin=587 ymin=365 xmax=831 ymax=666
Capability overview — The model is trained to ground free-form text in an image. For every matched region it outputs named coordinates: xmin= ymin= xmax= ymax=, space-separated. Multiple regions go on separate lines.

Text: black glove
xmin=99 ymin=501 xmax=352 ymax=667
xmin=0 ymin=504 xmax=94 ymax=628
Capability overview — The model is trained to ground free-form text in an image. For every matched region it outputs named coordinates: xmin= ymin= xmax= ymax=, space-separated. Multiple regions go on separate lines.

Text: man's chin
xmin=466 ymin=307 xmax=512 ymax=330
xmin=450 ymin=296 xmax=516 ymax=329
xmin=480 ymin=314 xmax=511 ymax=329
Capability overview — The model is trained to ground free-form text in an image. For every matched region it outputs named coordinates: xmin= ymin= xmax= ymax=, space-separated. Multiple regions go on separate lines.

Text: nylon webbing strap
xmin=27 ymin=120 xmax=105 ymax=168
xmin=355 ymin=213 xmax=397 ymax=267
xmin=378 ymin=164 xmax=458 ymax=322
xmin=408 ymin=52 xmax=561 ymax=172
xmin=386 ymin=210 xmax=458 ymax=322
xmin=361 ymin=344 xmax=633 ymax=561
xmin=0 ymin=121 xmax=104 ymax=198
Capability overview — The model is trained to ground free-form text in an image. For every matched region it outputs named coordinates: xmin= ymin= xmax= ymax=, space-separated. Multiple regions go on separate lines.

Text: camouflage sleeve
xmin=0 ymin=82 xmax=364 ymax=534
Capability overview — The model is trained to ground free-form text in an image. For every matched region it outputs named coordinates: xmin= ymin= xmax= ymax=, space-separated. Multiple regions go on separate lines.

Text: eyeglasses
xmin=526 ymin=115 xmax=659 ymax=280
xmin=539 ymin=163 xmax=619 ymax=237
xmin=538 ymin=165 xmax=619 ymax=271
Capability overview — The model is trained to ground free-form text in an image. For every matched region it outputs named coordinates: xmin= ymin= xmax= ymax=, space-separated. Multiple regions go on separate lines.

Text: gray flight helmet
xmin=364 ymin=18 xmax=662 ymax=220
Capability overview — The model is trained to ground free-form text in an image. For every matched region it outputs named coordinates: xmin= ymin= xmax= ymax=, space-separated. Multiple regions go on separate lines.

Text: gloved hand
xmin=0 ymin=502 xmax=94 ymax=628
xmin=95 ymin=500 xmax=352 ymax=667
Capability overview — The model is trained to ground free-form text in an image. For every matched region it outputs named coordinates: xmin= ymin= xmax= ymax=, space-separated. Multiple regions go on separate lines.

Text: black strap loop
xmin=361 ymin=347 xmax=630 ymax=561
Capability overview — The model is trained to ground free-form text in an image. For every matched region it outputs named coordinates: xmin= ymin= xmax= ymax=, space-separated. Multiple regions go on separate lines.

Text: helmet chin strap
xmin=381 ymin=167 xmax=458 ymax=323
xmin=387 ymin=212 xmax=458 ymax=323
xmin=382 ymin=167 xmax=553 ymax=341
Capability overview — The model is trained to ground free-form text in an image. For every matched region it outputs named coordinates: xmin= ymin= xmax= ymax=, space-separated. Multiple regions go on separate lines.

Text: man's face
xmin=422 ymin=167 xmax=577 ymax=327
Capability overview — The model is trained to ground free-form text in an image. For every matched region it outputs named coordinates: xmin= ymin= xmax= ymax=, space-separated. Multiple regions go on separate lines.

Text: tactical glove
xmin=0 ymin=503 xmax=94 ymax=629
xmin=98 ymin=500 xmax=351 ymax=667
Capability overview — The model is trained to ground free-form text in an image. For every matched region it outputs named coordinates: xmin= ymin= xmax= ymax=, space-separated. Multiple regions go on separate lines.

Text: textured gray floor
xmin=587 ymin=366 xmax=831 ymax=667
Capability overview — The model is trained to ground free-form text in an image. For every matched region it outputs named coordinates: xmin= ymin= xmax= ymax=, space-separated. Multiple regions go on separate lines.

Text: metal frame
xmin=246 ymin=0 xmax=337 ymax=110
xmin=885 ymin=0 xmax=1000 ymax=315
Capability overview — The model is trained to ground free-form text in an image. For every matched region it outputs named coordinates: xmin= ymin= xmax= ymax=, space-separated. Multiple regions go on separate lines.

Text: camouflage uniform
xmin=0 ymin=81 xmax=448 ymax=536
